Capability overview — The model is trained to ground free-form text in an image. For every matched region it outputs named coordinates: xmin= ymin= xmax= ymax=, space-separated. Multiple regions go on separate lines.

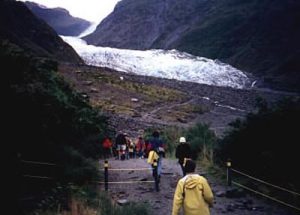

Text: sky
xmin=19 ymin=0 xmax=121 ymax=23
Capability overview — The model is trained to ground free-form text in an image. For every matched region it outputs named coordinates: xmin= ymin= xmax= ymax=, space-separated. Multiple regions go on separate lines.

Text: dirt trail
xmin=99 ymin=157 xmax=298 ymax=215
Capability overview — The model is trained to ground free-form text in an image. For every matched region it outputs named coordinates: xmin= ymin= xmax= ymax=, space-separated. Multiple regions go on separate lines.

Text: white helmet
xmin=179 ymin=137 xmax=186 ymax=143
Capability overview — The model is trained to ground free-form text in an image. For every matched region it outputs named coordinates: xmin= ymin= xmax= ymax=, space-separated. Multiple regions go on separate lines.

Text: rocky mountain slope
xmin=59 ymin=63 xmax=296 ymax=137
xmin=0 ymin=0 xmax=83 ymax=63
xmin=24 ymin=1 xmax=91 ymax=36
xmin=83 ymin=0 xmax=300 ymax=92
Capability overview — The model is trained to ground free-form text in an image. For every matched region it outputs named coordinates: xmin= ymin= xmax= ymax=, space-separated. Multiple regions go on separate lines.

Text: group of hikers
xmin=101 ymin=130 xmax=165 ymax=161
xmin=101 ymin=130 xmax=214 ymax=215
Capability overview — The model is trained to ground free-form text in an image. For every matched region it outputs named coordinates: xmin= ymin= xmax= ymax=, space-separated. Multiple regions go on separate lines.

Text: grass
xmin=76 ymin=69 xmax=186 ymax=115
xmin=32 ymin=191 xmax=150 ymax=215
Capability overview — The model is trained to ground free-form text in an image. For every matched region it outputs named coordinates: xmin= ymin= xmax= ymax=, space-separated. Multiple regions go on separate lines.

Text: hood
xmin=184 ymin=174 xmax=201 ymax=189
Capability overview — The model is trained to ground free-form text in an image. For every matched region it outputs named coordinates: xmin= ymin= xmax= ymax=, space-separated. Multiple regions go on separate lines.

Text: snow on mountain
xmin=61 ymin=36 xmax=251 ymax=89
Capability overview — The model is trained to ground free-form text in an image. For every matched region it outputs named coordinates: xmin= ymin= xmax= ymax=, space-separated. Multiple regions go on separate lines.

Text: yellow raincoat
xmin=172 ymin=174 xmax=214 ymax=215
xmin=147 ymin=150 xmax=159 ymax=165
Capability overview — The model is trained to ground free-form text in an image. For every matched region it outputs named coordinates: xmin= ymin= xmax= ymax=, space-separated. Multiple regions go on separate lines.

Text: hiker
xmin=124 ymin=133 xmax=132 ymax=159
xmin=148 ymin=131 xmax=165 ymax=178
xmin=147 ymin=146 xmax=161 ymax=191
xmin=115 ymin=132 xmax=127 ymax=160
xmin=172 ymin=159 xmax=214 ymax=215
xmin=175 ymin=137 xmax=192 ymax=176
xmin=135 ymin=136 xmax=145 ymax=158
xmin=128 ymin=139 xmax=135 ymax=158
xmin=102 ymin=136 xmax=112 ymax=159
xmin=144 ymin=139 xmax=151 ymax=158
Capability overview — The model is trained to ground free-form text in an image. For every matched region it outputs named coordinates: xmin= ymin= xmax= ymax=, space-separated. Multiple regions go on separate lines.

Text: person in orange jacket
xmin=172 ymin=159 xmax=214 ymax=215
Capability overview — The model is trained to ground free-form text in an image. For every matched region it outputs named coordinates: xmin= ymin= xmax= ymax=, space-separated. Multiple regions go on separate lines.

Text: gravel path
xmin=99 ymin=157 xmax=298 ymax=215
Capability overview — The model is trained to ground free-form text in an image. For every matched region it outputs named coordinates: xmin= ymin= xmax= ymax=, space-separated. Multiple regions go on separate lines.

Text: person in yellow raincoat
xmin=147 ymin=150 xmax=159 ymax=165
xmin=172 ymin=159 xmax=214 ymax=215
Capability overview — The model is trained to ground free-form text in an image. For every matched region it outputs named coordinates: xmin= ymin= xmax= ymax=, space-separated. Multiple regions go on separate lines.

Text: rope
xmin=101 ymin=168 xmax=153 ymax=171
xmin=97 ymin=180 xmax=155 ymax=184
xmin=21 ymin=160 xmax=56 ymax=166
xmin=232 ymin=181 xmax=300 ymax=212
xmin=231 ymin=168 xmax=300 ymax=196
xmin=23 ymin=174 xmax=53 ymax=180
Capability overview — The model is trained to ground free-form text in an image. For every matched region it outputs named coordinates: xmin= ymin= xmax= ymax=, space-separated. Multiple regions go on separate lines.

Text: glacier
xmin=61 ymin=36 xmax=251 ymax=89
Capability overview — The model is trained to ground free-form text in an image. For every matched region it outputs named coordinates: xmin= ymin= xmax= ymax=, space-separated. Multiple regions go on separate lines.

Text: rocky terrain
xmin=59 ymin=63 xmax=296 ymax=137
xmin=57 ymin=62 xmax=299 ymax=215
xmin=98 ymin=157 xmax=298 ymax=215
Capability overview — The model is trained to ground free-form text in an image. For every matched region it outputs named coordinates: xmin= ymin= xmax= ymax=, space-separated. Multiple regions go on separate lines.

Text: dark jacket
xmin=175 ymin=143 xmax=192 ymax=164
xmin=149 ymin=137 xmax=165 ymax=157
xmin=116 ymin=133 xmax=127 ymax=145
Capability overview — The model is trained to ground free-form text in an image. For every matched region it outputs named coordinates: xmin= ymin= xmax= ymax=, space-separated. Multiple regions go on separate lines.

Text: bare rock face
xmin=83 ymin=0 xmax=210 ymax=50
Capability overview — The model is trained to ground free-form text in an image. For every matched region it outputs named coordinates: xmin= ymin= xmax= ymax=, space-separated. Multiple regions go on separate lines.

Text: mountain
xmin=62 ymin=36 xmax=251 ymax=89
xmin=0 ymin=0 xmax=83 ymax=63
xmin=24 ymin=1 xmax=92 ymax=36
xmin=83 ymin=0 xmax=300 ymax=92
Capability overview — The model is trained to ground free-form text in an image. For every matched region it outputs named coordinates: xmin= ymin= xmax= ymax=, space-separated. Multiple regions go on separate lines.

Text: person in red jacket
xmin=102 ymin=137 xmax=112 ymax=159
xmin=135 ymin=136 xmax=145 ymax=158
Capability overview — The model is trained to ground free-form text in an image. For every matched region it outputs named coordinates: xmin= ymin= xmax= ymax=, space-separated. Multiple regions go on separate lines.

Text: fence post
xmin=153 ymin=159 xmax=159 ymax=192
xmin=104 ymin=160 xmax=108 ymax=191
xmin=226 ymin=159 xmax=232 ymax=186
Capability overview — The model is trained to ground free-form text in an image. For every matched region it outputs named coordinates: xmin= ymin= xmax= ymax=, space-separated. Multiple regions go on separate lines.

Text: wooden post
xmin=226 ymin=159 xmax=232 ymax=186
xmin=153 ymin=159 xmax=159 ymax=192
xmin=104 ymin=160 xmax=108 ymax=191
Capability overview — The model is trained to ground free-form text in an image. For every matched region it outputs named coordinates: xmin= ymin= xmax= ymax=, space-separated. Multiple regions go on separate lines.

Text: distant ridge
xmin=0 ymin=1 xmax=83 ymax=63
xmin=24 ymin=1 xmax=92 ymax=36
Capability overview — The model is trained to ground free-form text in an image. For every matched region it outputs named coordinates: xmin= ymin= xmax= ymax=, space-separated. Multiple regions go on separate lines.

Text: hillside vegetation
xmin=4 ymin=41 xmax=111 ymax=213
xmin=217 ymin=97 xmax=300 ymax=191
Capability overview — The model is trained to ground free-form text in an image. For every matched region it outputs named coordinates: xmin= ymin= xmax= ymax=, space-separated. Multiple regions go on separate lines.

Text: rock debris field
xmin=98 ymin=157 xmax=298 ymax=215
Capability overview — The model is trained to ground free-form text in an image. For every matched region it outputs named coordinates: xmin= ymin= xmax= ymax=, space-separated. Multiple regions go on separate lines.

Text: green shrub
xmin=3 ymin=41 xmax=113 ymax=213
xmin=216 ymin=97 xmax=300 ymax=190
xmin=185 ymin=123 xmax=217 ymax=163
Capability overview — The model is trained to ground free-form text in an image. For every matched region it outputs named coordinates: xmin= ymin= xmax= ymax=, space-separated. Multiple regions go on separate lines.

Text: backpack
xmin=147 ymin=150 xmax=159 ymax=165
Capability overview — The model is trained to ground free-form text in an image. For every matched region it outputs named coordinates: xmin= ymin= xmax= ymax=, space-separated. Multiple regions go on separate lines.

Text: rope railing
xmin=226 ymin=159 xmax=300 ymax=212
xmin=100 ymin=167 xmax=153 ymax=171
xmin=231 ymin=168 xmax=300 ymax=196
xmin=20 ymin=159 xmax=57 ymax=180
xmin=21 ymin=160 xmax=56 ymax=166
xmin=232 ymin=181 xmax=300 ymax=212
xmin=101 ymin=160 xmax=160 ymax=192
xmin=23 ymin=174 xmax=54 ymax=180
xmin=97 ymin=180 xmax=155 ymax=184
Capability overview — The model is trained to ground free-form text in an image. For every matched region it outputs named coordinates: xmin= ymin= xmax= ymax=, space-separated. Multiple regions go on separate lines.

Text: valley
xmin=6 ymin=1 xmax=299 ymax=214
xmin=59 ymin=63 xmax=294 ymax=137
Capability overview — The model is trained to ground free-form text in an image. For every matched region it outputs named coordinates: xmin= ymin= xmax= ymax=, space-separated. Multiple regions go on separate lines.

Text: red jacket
xmin=102 ymin=138 xmax=112 ymax=149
